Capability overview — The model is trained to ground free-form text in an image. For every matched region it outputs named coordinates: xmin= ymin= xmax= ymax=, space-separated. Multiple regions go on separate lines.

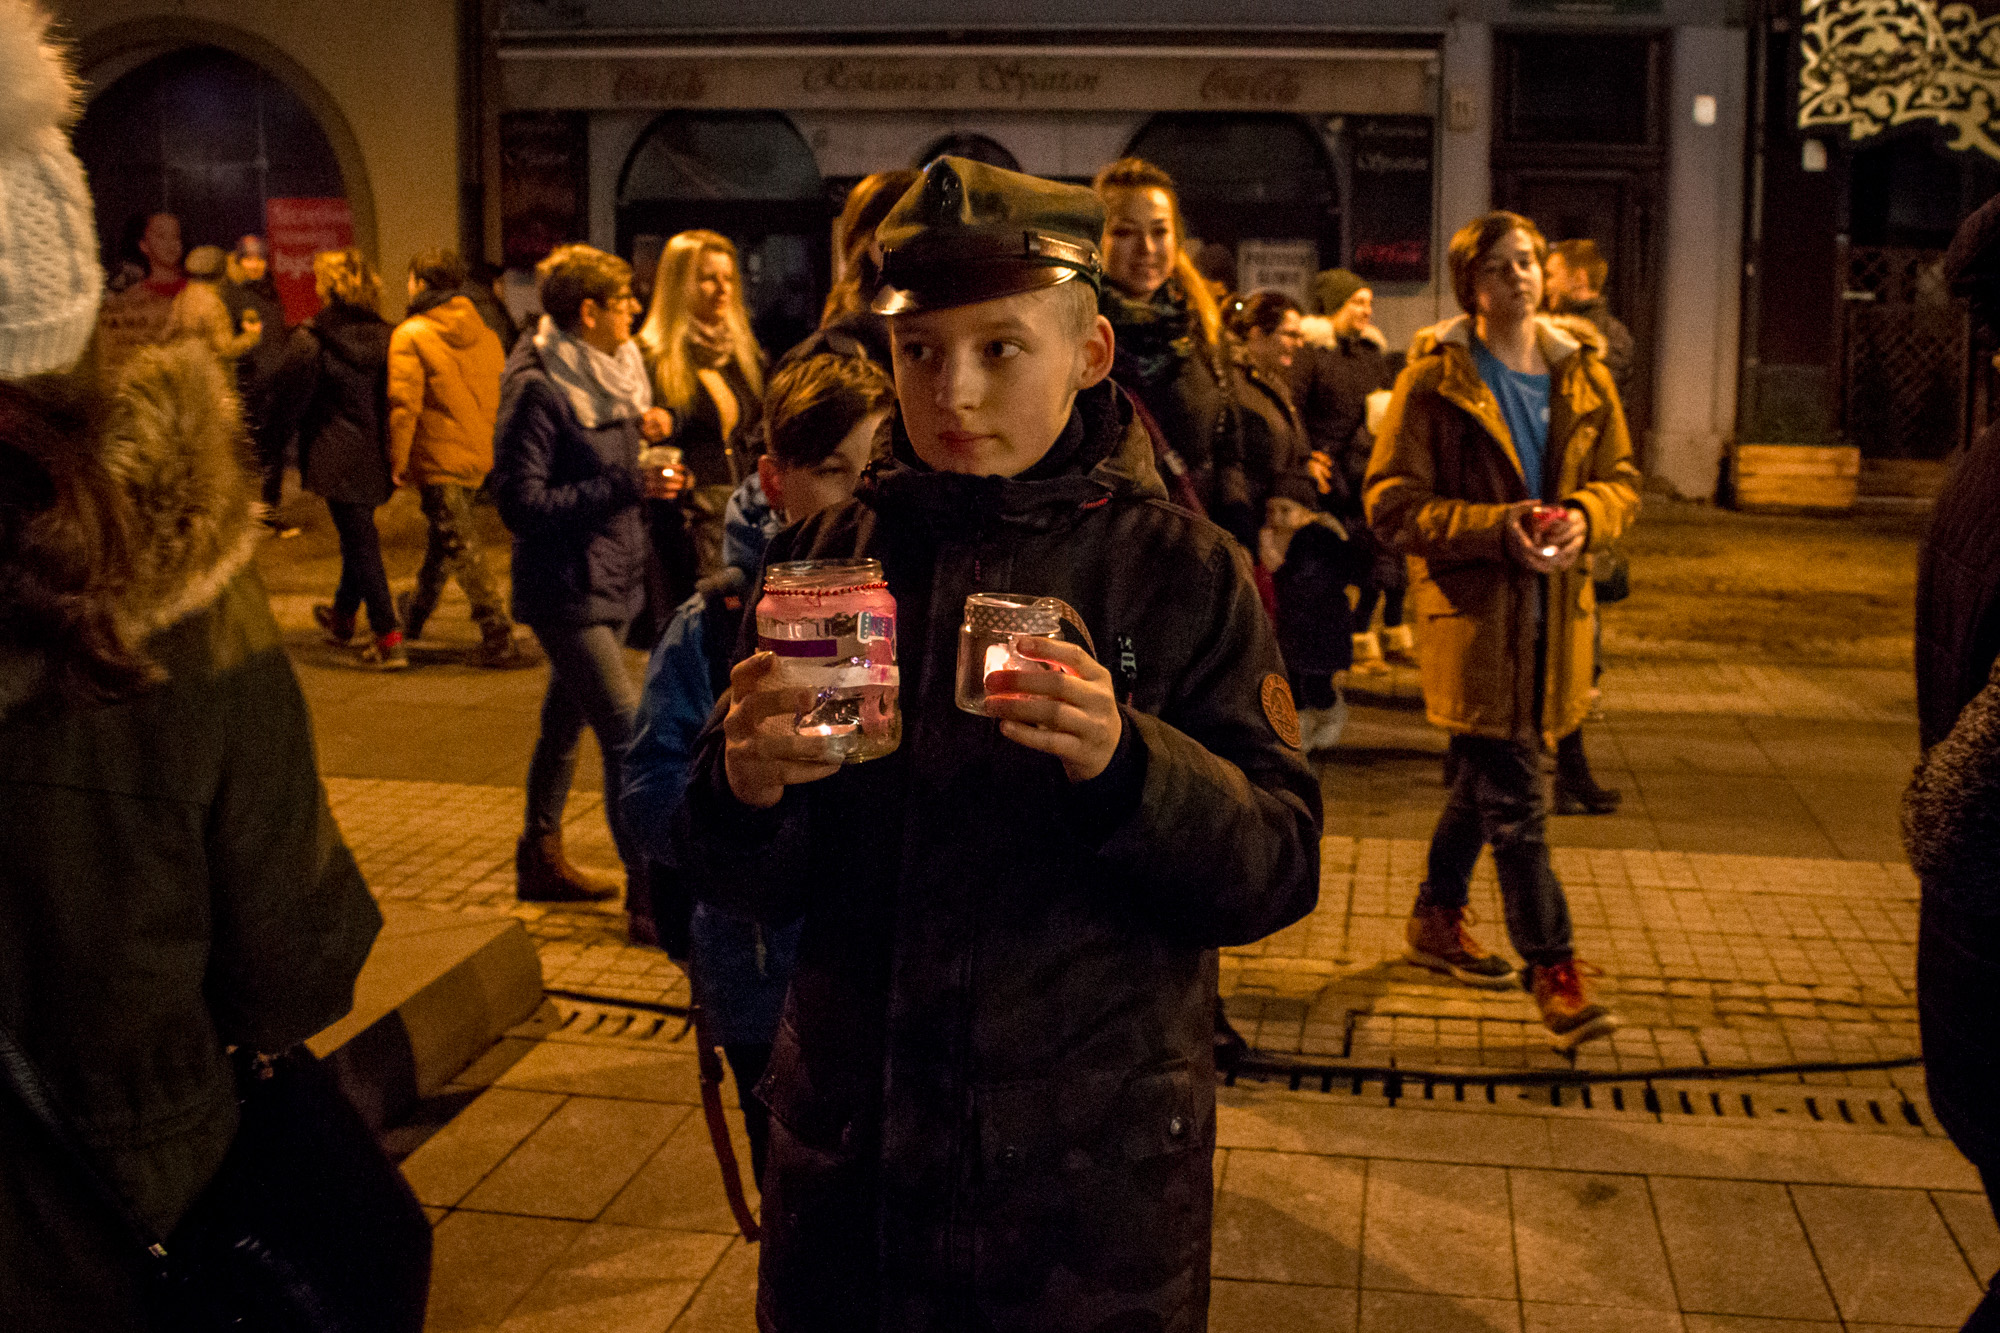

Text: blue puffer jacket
xmin=490 ymin=338 xmax=647 ymax=630
xmin=625 ymin=473 xmax=801 ymax=1045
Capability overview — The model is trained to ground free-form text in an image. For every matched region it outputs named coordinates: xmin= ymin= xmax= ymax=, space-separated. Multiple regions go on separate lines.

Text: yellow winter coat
xmin=386 ymin=293 xmax=505 ymax=487
xmin=1363 ymin=314 xmax=1641 ymax=747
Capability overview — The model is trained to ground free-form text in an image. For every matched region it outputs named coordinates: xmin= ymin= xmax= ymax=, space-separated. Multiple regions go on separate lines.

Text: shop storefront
xmin=491 ymin=41 xmax=1441 ymax=353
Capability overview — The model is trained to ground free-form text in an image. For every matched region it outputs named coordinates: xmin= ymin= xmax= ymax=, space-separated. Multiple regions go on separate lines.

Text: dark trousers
xmin=1918 ymin=899 xmax=2000 ymax=1329
xmin=408 ymin=483 xmax=508 ymax=633
xmin=1422 ymin=734 xmax=1574 ymax=968
xmin=1354 ymin=584 xmax=1405 ymax=630
xmin=252 ymin=415 xmax=286 ymax=511
xmin=525 ymin=622 xmax=640 ymax=873
xmin=326 ymin=499 xmax=398 ymax=635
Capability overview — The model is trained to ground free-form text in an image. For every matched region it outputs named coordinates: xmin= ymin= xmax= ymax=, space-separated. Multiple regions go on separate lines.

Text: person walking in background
xmin=624 ymin=351 xmax=895 ymax=1176
xmin=1543 ymin=238 xmax=1633 ymax=815
xmin=1092 ymin=157 xmax=1241 ymax=524
xmin=491 ymin=243 xmax=674 ymax=908
xmin=387 ymin=247 xmax=521 ymax=667
xmin=268 ymin=248 xmax=406 ymax=669
xmin=93 ymin=209 xmax=184 ymax=377
xmin=1906 ymin=191 xmax=2000 ymax=1333
xmin=1544 ymin=239 xmax=1633 ymax=395
xmin=1365 ymin=211 xmax=1640 ymax=1052
xmin=1293 ymin=267 xmax=1411 ymax=676
xmin=637 ymin=230 xmax=767 ymax=604
xmin=1233 ymin=290 xmax=1353 ymax=755
xmin=0 ymin=8 xmax=419 ymax=1324
xmin=465 ymin=257 xmax=520 ymax=351
xmin=224 ymin=234 xmax=297 ymax=536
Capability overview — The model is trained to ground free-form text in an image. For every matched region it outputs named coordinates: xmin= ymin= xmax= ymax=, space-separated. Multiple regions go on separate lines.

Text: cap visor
xmin=873 ymin=261 xmax=1087 ymax=316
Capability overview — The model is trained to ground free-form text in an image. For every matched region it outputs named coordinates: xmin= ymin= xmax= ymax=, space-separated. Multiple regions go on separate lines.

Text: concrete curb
xmin=309 ymin=905 xmax=544 ymax=1130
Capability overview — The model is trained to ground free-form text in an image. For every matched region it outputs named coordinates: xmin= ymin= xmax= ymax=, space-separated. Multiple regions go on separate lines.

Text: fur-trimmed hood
xmin=0 ymin=340 xmax=259 ymax=716
xmin=1407 ymin=312 xmax=1607 ymax=368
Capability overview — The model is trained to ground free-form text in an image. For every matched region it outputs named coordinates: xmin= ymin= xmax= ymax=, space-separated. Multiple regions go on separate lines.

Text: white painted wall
xmin=1651 ymin=27 xmax=1747 ymax=499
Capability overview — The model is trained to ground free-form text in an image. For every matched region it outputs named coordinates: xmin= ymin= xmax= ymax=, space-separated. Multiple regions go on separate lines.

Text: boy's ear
xmin=1076 ymin=312 xmax=1115 ymax=391
xmin=757 ymin=452 xmax=784 ymax=515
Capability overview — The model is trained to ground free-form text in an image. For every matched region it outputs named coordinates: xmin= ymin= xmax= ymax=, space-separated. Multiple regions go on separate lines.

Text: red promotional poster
xmin=266 ymin=197 xmax=354 ymax=325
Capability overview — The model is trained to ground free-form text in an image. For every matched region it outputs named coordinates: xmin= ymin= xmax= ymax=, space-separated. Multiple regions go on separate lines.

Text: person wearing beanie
xmin=224 ymin=234 xmax=299 ymax=534
xmin=0 ymin=5 xmax=421 ymax=1330
xmin=1909 ymin=190 xmax=2000 ymax=1332
xmin=165 ymin=242 xmax=263 ymax=365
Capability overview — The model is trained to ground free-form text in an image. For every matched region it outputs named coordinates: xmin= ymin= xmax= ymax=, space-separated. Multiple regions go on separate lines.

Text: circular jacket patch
xmin=1261 ymin=673 xmax=1302 ymax=750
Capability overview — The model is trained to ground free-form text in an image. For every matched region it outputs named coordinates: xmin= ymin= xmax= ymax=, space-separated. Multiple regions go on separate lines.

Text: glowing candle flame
xmin=983 ymin=643 xmax=1014 ymax=681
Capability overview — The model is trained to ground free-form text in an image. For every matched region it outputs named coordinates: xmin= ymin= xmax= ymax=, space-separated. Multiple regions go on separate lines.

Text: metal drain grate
xmin=508 ymin=993 xmax=695 ymax=1047
xmin=1225 ymin=1063 xmax=1938 ymax=1135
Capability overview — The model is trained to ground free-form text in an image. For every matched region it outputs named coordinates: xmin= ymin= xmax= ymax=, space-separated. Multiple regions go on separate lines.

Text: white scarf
xmin=531 ymin=315 xmax=653 ymax=428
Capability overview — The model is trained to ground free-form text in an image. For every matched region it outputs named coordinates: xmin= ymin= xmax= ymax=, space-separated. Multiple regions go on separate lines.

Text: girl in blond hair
xmin=636 ymin=231 xmax=766 ymax=594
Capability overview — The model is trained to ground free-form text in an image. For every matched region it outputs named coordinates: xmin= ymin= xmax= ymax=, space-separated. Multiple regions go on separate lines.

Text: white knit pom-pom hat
xmin=0 ymin=0 xmax=100 ymax=380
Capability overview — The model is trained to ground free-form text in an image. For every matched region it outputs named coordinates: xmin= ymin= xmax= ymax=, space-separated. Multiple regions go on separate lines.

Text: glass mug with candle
xmin=1526 ymin=503 xmax=1569 ymax=560
xmin=755 ymin=559 xmax=900 ymax=762
xmin=638 ymin=444 xmax=688 ymax=499
xmin=956 ymin=594 xmax=1071 ymax=716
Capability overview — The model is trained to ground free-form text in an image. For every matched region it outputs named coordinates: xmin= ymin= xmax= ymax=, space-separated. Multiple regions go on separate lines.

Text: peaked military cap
xmin=872 ymin=156 xmax=1105 ymax=316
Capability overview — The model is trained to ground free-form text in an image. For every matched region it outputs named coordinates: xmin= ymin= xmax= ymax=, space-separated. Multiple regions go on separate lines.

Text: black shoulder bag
xmin=0 ymin=1023 xmax=431 ymax=1333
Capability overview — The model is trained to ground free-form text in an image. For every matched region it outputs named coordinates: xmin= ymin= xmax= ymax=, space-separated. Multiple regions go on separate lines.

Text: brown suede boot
xmin=1527 ymin=958 xmax=1619 ymax=1053
xmin=516 ymin=833 xmax=620 ymax=903
xmin=1405 ymin=902 xmax=1519 ymax=989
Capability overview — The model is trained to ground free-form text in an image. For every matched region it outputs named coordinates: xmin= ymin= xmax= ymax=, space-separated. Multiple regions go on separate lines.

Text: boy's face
xmin=889 ymin=286 xmax=1115 ymax=478
xmin=765 ymin=409 xmax=886 ymax=526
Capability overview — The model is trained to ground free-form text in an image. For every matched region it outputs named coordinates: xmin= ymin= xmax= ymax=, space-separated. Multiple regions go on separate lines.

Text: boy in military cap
xmin=676 ymin=158 xmax=1321 ymax=1332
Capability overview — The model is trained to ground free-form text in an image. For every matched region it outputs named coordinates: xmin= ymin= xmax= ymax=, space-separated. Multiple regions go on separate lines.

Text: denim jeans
xmin=524 ymin=622 xmax=640 ymax=873
xmin=325 ymin=499 xmax=398 ymax=635
xmin=1421 ymin=734 xmax=1574 ymax=968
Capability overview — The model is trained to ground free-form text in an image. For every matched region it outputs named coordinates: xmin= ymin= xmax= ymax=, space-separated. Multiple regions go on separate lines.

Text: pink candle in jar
xmin=755 ymin=559 xmax=900 ymax=763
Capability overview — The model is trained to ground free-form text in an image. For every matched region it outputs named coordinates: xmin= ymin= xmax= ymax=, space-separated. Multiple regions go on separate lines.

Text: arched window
xmin=75 ymin=46 xmax=344 ymax=274
xmin=915 ymin=133 xmax=1021 ymax=173
xmin=1123 ymin=114 xmax=1341 ymax=299
xmin=618 ymin=112 xmax=828 ymax=355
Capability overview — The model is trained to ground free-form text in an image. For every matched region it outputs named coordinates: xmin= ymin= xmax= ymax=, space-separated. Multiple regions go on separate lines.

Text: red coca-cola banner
xmin=266 ymin=197 xmax=354 ymax=325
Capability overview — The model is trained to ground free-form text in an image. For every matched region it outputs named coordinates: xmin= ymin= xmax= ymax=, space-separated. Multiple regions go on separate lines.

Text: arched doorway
xmin=1123 ymin=114 xmax=1341 ymax=300
xmin=617 ymin=112 xmax=829 ymax=357
xmin=75 ymin=46 xmax=345 ymax=284
xmin=915 ymin=133 xmax=1021 ymax=173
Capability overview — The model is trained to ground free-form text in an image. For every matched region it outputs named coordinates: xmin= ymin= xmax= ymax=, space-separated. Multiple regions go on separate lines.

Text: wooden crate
xmin=1731 ymin=443 xmax=1861 ymax=512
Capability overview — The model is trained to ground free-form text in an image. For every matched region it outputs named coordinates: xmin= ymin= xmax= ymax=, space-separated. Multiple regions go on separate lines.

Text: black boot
xmin=516 ymin=833 xmax=620 ymax=903
xmin=1554 ymin=728 xmax=1621 ymax=815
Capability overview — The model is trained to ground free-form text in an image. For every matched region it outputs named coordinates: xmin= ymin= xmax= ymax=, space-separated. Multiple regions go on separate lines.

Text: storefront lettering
xmin=611 ymin=66 xmax=708 ymax=103
xmin=1356 ymin=151 xmax=1430 ymax=172
xmin=1199 ymin=65 xmax=1303 ymax=106
xmin=976 ymin=59 xmax=1101 ymax=102
xmin=802 ymin=60 xmax=961 ymax=97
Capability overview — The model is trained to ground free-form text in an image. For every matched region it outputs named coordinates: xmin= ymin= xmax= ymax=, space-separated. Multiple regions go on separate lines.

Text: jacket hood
xmin=1407 ymin=313 xmax=1606 ymax=369
xmin=411 ymin=293 xmax=488 ymax=349
xmin=311 ymin=301 xmax=390 ymax=366
xmin=722 ymin=471 xmax=777 ymax=575
xmin=855 ymin=380 xmax=1165 ymax=538
xmin=0 ymin=341 xmax=260 ymax=715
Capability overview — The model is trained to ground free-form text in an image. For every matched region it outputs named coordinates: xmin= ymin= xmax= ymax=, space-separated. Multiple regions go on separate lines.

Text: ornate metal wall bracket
xmin=1800 ymin=0 xmax=2000 ymax=159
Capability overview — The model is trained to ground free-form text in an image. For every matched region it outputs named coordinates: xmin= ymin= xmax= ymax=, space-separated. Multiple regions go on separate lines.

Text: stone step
xmin=308 ymin=904 xmax=544 ymax=1130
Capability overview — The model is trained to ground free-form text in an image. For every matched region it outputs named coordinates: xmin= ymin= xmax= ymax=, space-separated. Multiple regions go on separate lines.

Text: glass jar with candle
xmin=956 ymin=593 xmax=1065 ymax=716
xmin=755 ymin=559 xmax=900 ymax=762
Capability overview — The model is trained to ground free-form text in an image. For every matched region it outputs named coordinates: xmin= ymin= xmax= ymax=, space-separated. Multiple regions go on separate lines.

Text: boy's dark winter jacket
xmin=676 ymin=380 xmax=1321 ymax=1333
xmin=490 ymin=336 xmax=649 ymax=630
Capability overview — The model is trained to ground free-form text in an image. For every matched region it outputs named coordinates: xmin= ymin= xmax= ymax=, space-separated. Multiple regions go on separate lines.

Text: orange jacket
xmin=1364 ymin=314 xmax=1641 ymax=747
xmin=387 ymin=294 xmax=505 ymax=487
